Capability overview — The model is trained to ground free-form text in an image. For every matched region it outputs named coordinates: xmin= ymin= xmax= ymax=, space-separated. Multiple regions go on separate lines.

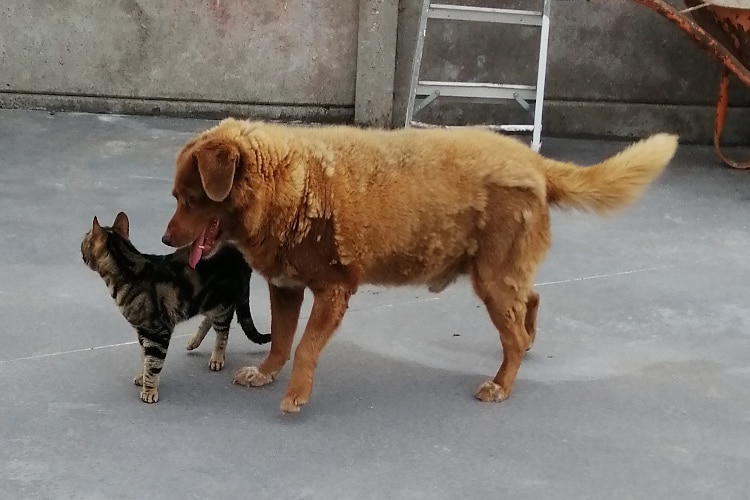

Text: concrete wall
xmin=1 ymin=0 xmax=749 ymax=143
xmin=0 ymin=0 xmax=361 ymax=122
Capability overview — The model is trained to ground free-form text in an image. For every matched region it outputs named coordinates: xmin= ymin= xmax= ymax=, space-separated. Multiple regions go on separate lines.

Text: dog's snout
xmin=161 ymin=232 xmax=173 ymax=247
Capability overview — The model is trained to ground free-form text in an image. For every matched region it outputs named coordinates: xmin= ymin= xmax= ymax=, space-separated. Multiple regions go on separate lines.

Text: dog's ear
xmin=92 ymin=216 xmax=104 ymax=237
xmin=194 ymin=141 xmax=239 ymax=202
xmin=112 ymin=212 xmax=130 ymax=239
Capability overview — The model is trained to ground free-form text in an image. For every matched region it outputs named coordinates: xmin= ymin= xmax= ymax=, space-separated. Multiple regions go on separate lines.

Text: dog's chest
xmin=269 ymin=274 xmax=305 ymax=289
xmin=267 ymin=262 xmax=306 ymax=289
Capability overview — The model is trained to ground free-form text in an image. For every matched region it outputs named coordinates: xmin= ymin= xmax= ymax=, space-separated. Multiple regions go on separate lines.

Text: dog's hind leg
xmin=186 ymin=316 xmax=212 ymax=351
xmin=471 ymin=266 xmax=530 ymax=403
xmin=524 ymin=289 xmax=540 ymax=352
xmin=471 ymin=190 xmax=550 ymax=403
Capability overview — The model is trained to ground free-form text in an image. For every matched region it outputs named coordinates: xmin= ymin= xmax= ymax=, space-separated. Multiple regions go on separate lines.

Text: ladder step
xmin=410 ymin=121 xmax=535 ymax=133
xmin=428 ymin=4 xmax=543 ymax=26
xmin=416 ymin=81 xmax=537 ymax=101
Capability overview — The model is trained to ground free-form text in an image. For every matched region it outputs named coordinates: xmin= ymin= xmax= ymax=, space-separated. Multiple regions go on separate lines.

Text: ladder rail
xmin=405 ymin=0 xmax=551 ymax=152
xmin=405 ymin=0 xmax=432 ymax=127
xmin=531 ymin=0 xmax=551 ymax=151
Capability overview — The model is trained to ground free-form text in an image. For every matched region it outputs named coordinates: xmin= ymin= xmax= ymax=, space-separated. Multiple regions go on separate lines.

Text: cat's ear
xmin=92 ymin=216 xmax=104 ymax=237
xmin=112 ymin=212 xmax=130 ymax=239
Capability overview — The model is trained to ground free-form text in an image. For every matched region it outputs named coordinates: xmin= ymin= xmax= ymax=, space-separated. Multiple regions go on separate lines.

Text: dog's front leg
xmin=233 ymin=284 xmax=304 ymax=388
xmin=280 ymin=285 xmax=351 ymax=414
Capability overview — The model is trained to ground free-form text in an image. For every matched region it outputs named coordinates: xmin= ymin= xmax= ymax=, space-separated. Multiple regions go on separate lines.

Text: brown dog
xmin=162 ymin=119 xmax=677 ymax=413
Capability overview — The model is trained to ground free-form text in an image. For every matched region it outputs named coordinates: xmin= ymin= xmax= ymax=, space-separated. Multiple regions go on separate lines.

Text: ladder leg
xmin=405 ymin=0 xmax=432 ymax=127
xmin=531 ymin=0 xmax=551 ymax=152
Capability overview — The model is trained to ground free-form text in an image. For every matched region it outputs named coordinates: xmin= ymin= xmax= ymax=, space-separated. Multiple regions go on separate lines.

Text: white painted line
xmin=128 ymin=175 xmax=172 ymax=182
xmin=0 ymin=266 xmax=669 ymax=364
xmin=0 ymin=334 xmax=191 ymax=364
xmin=534 ymin=266 xmax=671 ymax=287
xmin=348 ymin=297 xmax=441 ymax=314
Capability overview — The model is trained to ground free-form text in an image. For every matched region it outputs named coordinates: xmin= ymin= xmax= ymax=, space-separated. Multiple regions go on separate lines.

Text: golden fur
xmin=162 ymin=118 xmax=678 ymax=413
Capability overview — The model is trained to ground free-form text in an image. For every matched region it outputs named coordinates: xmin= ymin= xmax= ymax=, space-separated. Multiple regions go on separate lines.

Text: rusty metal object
xmin=630 ymin=0 xmax=750 ymax=85
xmin=686 ymin=0 xmax=750 ymax=68
xmin=630 ymin=0 xmax=750 ymax=168
xmin=714 ymin=67 xmax=750 ymax=168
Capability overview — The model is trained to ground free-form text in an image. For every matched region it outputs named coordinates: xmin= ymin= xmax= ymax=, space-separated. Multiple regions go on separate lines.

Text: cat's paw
xmin=185 ymin=334 xmax=202 ymax=351
xmin=232 ymin=366 xmax=275 ymax=387
xmin=140 ymin=388 xmax=159 ymax=404
xmin=209 ymin=355 xmax=225 ymax=371
xmin=133 ymin=374 xmax=144 ymax=386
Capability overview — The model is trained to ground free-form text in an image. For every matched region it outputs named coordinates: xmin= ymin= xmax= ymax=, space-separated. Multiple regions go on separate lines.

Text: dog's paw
xmin=280 ymin=389 xmax=310 ymax=414
xmin=140 ymin=388 xmax=159 ymax=404
xmin=232 ymin=366 xmax=275 ymax=387
xmin=185 ymin=335 xmax=202 ymax=351
xmin=474 ymin=380 xmax=509 ymax=403
xmin=133 ymin=374 xmax=144 ymax=386
xmin=280 ymin=396 xmax=306 ymax=414
xmin=209 ymin=355 xmax=225 ymax=372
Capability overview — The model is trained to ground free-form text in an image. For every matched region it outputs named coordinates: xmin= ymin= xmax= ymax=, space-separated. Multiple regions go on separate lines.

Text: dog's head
xmin=162 ymin=132 xmax=247 ymax=269
xmin=163 ymin=120 xmax=307 ymax=268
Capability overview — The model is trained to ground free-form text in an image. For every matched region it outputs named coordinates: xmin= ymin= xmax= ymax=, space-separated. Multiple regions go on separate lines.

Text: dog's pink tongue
xmin=189 ymin=228 xmax=206 ymax=269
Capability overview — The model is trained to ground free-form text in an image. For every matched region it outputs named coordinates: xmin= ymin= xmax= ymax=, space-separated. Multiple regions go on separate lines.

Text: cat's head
xmin=80 ymin=212 xmax=130 ymax=271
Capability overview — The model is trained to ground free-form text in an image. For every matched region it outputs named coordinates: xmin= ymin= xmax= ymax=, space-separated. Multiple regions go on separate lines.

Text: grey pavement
xmin=1 ymin=109 xmax=749 ymax=499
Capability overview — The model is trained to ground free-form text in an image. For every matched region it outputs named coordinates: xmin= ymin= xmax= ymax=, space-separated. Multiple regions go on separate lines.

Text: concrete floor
xmin=0 ymin=109 xmax=749 ymax=499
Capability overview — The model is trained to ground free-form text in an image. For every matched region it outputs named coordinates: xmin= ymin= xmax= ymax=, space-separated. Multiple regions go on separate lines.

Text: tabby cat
xmin=81 ymin=212 xmax=269 ymax=403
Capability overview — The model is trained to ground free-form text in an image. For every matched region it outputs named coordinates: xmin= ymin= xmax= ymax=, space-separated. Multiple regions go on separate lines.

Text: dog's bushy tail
xmin=544 ymin=133 xmax=678 ymax=215
xmin=236 ymin=278 xmax=271 ymax=345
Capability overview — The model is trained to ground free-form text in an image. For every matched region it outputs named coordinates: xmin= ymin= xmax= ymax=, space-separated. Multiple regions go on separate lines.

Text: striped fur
xmin=81 ymin=212 xmax=269 ymax=403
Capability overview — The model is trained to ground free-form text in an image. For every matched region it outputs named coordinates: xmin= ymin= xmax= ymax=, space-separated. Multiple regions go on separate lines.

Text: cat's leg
xmin=133 ymin=344 xmax=144 ymax=387
xmin=186 ymin=316 xmax=212 ymax=351
xmin=208 ymin=307 xmax=233 ymax=371
xmin=137 ymin=328 xmax=171 ymax=403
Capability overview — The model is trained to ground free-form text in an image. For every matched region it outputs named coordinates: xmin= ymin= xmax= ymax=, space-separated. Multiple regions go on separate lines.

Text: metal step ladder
xmin=404 ymin=0 xmax=552 ymax=151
